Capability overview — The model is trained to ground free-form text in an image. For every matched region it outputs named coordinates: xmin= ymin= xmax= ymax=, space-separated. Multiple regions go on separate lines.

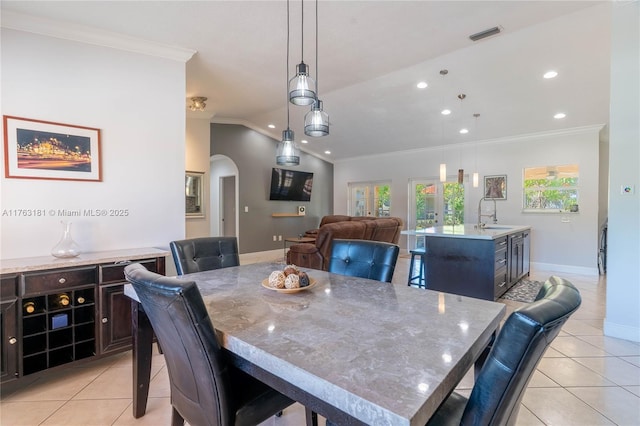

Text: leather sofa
xmin=287 ymin=216 xmax=403 ymax=270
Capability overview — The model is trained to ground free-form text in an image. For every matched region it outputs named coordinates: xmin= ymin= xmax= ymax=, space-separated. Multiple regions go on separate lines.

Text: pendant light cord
xmin=287 ymin=0 xmax=291 ymax=127
xmin=315 ymin=0 xmax=319 ymax=94
xmin=300 ymin=0 xmax=304 ymax=62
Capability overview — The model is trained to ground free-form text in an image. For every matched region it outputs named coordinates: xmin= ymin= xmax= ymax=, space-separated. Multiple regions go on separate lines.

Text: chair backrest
xmin=124 ymin=263 xmax=232 ymax=426
xmin=327 ymin=239 xmax=400 ymax=283
xmin=461 ymin=276 xmax=582 ymax=426
xmin=170 ymin=237 xmax=240 ymax=275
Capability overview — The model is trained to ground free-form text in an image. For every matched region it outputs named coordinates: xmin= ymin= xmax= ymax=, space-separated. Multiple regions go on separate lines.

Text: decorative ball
xmin=284 ymin=274 xmax=300 ymax=289
xmin=283 ymin=264 xmax=299 ymax=276
xmin=268 ymin=270 xmax=286 ymax=288
xmin=298 ymin=271 xmax=310 ymax=287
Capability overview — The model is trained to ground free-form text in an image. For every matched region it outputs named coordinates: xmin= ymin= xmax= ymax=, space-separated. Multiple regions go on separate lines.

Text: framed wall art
xmin=3 ymin=115 xmax=101 ymax=181
xmin=185 ymin=171 xmax=205 ymax=218
xmin=484 ymin=174 xmax=507 ymax=200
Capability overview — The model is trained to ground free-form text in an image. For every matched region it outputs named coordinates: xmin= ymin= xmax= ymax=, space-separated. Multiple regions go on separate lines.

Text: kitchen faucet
xmin=477 ymin=197 xmax=498 ymax=228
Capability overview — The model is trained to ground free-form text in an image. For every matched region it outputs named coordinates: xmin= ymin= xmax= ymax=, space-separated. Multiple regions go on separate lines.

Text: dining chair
xmin=124 ymin=263 xmax=295 ymax=426
xmin=327 ymin=239 xmax=400 ymax=283
xmin=170 ymin=236 xmax=240 ymax=275
xmin=425 ymin=275 xmax=582 ymax=426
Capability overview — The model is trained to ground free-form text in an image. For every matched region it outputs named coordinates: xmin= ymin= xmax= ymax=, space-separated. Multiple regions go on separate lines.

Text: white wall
xmin=185 ymin=117 xmax=212 ymax=239
xmin=334 ymin=125 xmax=602 ymax=274
xmin=1 ymin=29 xmax=187 ymax=258
xmin=605 ymin=1 xmax=640 ymax=343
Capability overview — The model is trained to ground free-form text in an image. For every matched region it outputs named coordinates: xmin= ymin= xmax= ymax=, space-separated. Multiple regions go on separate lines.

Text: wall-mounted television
xmin=269 ymin=167 xmax=313 ymax=201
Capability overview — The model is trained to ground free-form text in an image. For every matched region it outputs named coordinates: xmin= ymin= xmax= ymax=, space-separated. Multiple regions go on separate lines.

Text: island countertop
xmin=402 ymin=224 xmax=531 ymax=240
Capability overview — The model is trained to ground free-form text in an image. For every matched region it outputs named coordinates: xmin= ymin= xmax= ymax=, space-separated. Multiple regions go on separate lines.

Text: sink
xmin=480 ymin=225 xmax=513 ymax=230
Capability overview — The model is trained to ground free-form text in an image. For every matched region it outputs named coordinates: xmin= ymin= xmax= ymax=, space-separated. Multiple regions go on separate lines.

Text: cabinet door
xmin=0 ymin=299 xmax=19 ymax=383
xmin=99 ymin=284 xmax=132 ymax=354
xmin=522 ymin=232 xmax=531 ymax=277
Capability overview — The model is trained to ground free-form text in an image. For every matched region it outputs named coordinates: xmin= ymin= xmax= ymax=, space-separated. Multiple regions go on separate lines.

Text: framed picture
xmin=185 ymin=171 xmax=205 ymax=218
xmin=3 ymin=115 xmax=101 ymax=181
xmin=484 ymin=175 xmax=507 ymax=200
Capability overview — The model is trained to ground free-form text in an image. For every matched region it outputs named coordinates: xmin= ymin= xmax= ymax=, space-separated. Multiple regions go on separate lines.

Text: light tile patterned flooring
xmin=2 ymin=251 xmax=639 ymax=425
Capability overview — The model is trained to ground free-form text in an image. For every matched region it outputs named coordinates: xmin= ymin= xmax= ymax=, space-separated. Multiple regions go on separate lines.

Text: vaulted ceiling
xmin=2 ymin=1 xmax=611 ymax=163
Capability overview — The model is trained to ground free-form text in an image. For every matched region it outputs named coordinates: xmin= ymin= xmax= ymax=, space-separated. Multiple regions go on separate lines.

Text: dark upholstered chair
xmin=124 ymin=263 xmax=294 ymax=426
xmin=327 ymin=239 xmax=400 ymax=283
xmin=426 ymin=276 xmax=582 ymax=426
xmin=170 ymin=237 xmax=240 ymax=275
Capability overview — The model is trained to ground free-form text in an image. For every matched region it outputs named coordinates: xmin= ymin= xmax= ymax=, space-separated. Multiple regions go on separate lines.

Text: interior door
xmin=221 ymin=176 xmax=236 ymax=237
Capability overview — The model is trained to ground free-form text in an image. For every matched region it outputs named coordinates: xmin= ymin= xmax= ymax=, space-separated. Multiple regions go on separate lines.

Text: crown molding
xmin=1 ymin=10 xmax=196 ymax=62
xmin=334 ymin=124 xmax=606 ymax=164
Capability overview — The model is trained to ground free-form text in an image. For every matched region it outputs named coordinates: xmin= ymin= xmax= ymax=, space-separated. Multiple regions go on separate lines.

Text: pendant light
xmin=289 ymin=0 xmax=316 ymax=106
xmin=277 ymin=0 xmax=300 ymax=166
xmin=439 ymin=69 xmax=448 ymax=182
xmin=304 ymin=0 xmax=329 ymax=137
xmin=472 ymin=113 xmax=480 ymax=188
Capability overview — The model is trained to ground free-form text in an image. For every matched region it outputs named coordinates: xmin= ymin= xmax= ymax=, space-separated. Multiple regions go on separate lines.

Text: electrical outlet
xmin=272 ymin=235 xmax=277 ymax=241
xmin=278 ymin=235 xmax=282 ymax=241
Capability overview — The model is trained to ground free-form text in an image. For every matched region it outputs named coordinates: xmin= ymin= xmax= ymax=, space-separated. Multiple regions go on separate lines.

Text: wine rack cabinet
xmin=21 ymin=287 xmax=96 ymax=375
xmin=0 ymin=248 xmax=167 ymax=385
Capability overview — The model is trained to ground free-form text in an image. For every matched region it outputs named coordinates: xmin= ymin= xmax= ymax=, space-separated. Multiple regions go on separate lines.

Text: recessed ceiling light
xmin=543 ymin=70 xmax=558 ymax=79
xmin=324 ymin=150 xmax=331 ymax=155
xmin=268 ymin=124 xmax=276 ymax=129
xmin=301 ymin=139 xmax=308 ymax=144
xmin=441 ymin=109 xmax=451 ymax=115
xmin=416 ymin=81 xmax=428 ymax=89
xmin=554 ymin=113 xmax=566 ymax=119
xmin=459 ymin=128 xmax=469 ymax=134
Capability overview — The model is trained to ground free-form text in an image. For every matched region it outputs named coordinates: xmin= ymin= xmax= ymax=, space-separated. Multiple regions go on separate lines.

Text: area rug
xmin=499 ymin=279 xmax=544 ymax=303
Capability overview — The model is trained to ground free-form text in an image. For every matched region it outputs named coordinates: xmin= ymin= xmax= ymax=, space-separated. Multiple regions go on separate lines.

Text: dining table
xmin=124 ymin=261 xmax=505 ymax=425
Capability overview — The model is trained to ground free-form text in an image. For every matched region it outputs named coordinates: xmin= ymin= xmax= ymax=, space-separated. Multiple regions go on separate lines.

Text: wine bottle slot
xmin=24 ymin=301 xmax=36 ymax=314
xmin=58 ymin=294 xmax=70 ymax=306
xmin=77 ymin=296 xmax=86 ymax=304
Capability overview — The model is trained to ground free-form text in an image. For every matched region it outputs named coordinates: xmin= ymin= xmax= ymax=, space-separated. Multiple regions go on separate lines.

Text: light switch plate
xmin=621 ymin=185 xmax=635 ymax=195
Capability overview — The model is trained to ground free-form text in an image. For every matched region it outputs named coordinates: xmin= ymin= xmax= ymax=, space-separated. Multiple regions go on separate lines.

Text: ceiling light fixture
xmin=417 ymin=81 xmax=428 ymax=89
xmin=289 ymin=0 xmax=316 ymax=106
xmin=188 ymin=97 xmax=207 ymax=111
xmin=441 ymin=109 xmax=451 ymax=115
xmin=543 ymin=70 xmax=558 ymax=79
xmin=469 ymin=26 xmax=501 ymax=42
xmin=276 ymin=0 xmax=300 ymax=166
xmin=459 ymin=128 xmax=469 ymax=134
xmin=554 ymin=112 xmax=566 ymax=119
xmin=304 ymin=0 xmax=329 ymax=137
xmin=268 ymin=124 xmax=276 ymax=129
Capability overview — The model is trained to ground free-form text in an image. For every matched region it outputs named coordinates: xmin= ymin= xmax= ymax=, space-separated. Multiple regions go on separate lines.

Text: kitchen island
xmin=403 ymin=225 xmax=531 ymax=300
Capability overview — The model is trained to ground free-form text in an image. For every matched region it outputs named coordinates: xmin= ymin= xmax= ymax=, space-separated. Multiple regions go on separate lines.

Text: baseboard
xmin=604 ymin=319 xmax=640 ymax=343
xmin=240 ymin=249 xmax=282 ymax=264
xmin=531 ymin=262 xmax=599 ymax=276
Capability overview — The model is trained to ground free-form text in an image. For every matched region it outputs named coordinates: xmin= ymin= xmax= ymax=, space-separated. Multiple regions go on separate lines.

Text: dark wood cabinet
xmin=98 ymin=258 xmax=164 ymax=354
xmin=1 ymin=275 xmax=19 ymax=383
xmin=0 ymin=249 xmax=167 ymax=384
xmin=424 ymin=229 xmax=530 ymax=301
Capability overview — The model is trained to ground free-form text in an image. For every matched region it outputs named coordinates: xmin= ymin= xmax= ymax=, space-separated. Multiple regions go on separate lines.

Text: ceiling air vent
xmin=469 ymin=26 xmax=501 ymax=42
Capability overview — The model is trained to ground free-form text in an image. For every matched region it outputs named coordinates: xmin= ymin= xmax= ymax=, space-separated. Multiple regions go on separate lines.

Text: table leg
xmin=131 ymin=300 xmax=154 ymax=418
xmin=305 ymin=407 xmax=318 ymax=426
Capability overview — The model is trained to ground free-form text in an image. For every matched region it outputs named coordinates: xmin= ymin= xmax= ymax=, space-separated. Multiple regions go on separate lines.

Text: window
xmin=349 ymin=182 xmax=391 ymax=217
xmin=523 ymin=165 xmax=579 ymax=212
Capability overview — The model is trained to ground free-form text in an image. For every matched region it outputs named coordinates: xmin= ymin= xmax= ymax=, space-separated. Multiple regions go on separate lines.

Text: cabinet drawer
xmin=494 ymin=268 xmax=508 ymax=295
xmin=494 ymin=237 xmax=508 ymax=251
xmin=23 ymin=267 xmax=97 ymax=296
xmin=1 ymin=275 xmax=18 ymax=299
xmin=495 ymin=248 xmax=508 ymax=271
xmin=100 ymin=259 xmax=158 ymax=284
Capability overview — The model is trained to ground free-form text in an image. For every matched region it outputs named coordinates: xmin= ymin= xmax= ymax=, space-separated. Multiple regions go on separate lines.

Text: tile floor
xmin=2 ymin=251 xmax=639 ymax=425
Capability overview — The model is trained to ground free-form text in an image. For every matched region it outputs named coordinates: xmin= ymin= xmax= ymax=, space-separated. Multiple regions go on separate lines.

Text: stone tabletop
xmin=164 ymin=262 xmax=506 ymax=425
xmin=402 ymin=224 xmax=531 ymax=240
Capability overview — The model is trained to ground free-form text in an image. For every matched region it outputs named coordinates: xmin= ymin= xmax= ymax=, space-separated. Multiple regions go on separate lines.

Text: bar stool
xmin=408 ymin=248 xmax=426 ymax=288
